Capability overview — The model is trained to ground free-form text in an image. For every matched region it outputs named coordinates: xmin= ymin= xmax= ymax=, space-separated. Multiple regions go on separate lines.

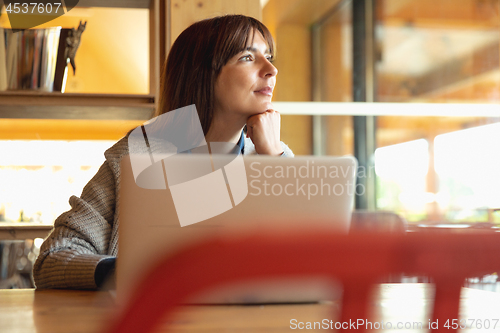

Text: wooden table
xmin=1 ymin=284 xmax=500 ymax=332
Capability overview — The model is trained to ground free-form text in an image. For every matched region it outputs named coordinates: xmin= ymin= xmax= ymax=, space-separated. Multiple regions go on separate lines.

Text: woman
xmin=33 ymin=15 xmax=293 ymax=289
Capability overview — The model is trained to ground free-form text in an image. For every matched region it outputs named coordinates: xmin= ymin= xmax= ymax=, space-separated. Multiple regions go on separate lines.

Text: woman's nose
xmin=262 ymin=59 xmax=278 ymax=77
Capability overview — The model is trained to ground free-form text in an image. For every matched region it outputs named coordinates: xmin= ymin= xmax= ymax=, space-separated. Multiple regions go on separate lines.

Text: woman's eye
xmin=266 ymin=56 xmax=274 ymax=62
xmin=240 ymin=55 xmax=253 ymax=61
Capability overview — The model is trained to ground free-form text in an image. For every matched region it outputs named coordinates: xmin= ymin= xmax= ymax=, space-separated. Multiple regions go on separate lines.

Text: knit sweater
xmin=33 ymin=136 xmax=294 ymax=289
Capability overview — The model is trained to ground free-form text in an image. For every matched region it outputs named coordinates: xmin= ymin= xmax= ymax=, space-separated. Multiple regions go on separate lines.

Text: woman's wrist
xmin=258 ymin=146 xmax=283 ymax=156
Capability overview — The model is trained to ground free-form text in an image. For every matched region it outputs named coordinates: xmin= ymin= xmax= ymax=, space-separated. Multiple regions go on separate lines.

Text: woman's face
xmin=214 ymin=31 xmax=278 ymax=121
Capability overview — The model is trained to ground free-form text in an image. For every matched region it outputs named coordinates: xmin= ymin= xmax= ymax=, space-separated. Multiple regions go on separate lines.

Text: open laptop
xmin=117 ymin=153 xmax=357 ymax=304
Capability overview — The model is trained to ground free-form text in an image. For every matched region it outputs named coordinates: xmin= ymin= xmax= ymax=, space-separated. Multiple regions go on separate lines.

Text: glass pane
xmin=375 ymin=0 xmax=500 ymax=223
xmin=0 ymin=140 xmax=114 ymax=223
xmin=375 ymin=139 xmax=429 ymax=220
xmin=435 ymin=123 xmax=500 ymax=222
xmin=376 ymin=0 xmax=500 ymax=103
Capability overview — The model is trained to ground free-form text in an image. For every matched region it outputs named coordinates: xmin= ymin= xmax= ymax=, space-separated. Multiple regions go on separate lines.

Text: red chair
xmin=104 ymin=231 xmax=500 ymax=333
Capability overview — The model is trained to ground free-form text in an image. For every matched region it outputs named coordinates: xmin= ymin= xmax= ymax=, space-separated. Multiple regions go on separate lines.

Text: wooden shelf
xmin=0 ymin=92 xmax=155 ymax=120
xmin=0 ymin=223 xmax=53 ymax=240
xmin=0 ymin=0 xmax=161 ymax=121
xmin=77 ymin=0 xmax=151 ymax=8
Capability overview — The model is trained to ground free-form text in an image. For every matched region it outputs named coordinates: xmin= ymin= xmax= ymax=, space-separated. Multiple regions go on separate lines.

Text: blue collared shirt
xmin=179 ymin=131 xmax=245 ymax=155
xmin=237 ymin=131 xmax=245 ymax=155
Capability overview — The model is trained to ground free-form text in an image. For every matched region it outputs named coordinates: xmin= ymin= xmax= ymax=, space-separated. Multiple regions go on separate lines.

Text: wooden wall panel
xmin=320 ymin=11 xmax=353 ymax=156
xmin=273 ymin=24 xmax=312 ymax=155
xmin=264 ymin=0 xmax=348 ymax=156
xmin=169 ymin=0 xmax=261 ymax=44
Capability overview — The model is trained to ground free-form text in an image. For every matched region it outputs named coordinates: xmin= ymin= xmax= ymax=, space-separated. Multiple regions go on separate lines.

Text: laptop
xmin=117 ymin=153 xmax=357 ymax=304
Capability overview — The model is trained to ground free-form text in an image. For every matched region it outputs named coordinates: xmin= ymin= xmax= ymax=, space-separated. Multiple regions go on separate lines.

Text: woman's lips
xmin=255 ymin=86 xmax=273 ymax=96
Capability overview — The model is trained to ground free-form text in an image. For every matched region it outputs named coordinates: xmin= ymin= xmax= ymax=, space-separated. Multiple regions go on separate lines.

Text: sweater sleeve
xmin=280 ymin=141 xmax=294 ymax=157
xmin=33 ymin=161 xmax=117 ymax=289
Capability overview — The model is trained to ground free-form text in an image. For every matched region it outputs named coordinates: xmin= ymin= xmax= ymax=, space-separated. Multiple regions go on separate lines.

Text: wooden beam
xmin=378 ymin=41 xmax=500 ymax=101
xmin=381 ymin=17 xmax=500 ymax=30
xmin=415 ymin=42 xmax=499 ymax=96
xmin=411 ymin=70 xmax=500 ymax=102
xmin=379 ymin=0 xmax=500 ymax=29
xmin=270 ymin=102 xmax=500 ymax=117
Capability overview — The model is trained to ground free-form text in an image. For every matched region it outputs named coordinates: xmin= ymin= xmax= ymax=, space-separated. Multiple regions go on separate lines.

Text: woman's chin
xmin=261 ymin=101 xmax=274 ymax=111
xmin=244 ymin=102 xmax=275 ymax=116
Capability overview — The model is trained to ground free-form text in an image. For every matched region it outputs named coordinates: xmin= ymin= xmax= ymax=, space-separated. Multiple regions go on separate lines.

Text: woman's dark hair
xmin=155 ymin=15 xmax=275 ymax=135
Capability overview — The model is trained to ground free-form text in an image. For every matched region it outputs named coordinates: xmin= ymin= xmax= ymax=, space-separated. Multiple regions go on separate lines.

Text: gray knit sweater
xmin=33 ymin=136 xmax=294 ymax=289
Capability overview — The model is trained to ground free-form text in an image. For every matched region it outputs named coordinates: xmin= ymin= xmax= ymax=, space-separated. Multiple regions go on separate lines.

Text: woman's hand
xmin=246 ymin=109 xmax=284 ymax=156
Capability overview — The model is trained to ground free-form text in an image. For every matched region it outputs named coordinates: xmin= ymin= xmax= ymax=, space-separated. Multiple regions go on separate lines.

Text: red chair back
xmin=105 ymin=231 xmax=500 ymax=333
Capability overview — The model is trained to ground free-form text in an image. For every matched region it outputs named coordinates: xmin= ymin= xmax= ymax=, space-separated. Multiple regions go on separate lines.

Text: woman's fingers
xmin=246 ymin=109 xmax=283 ymax=156
xmin=246 ymin=123 xmax=252 ymax=139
